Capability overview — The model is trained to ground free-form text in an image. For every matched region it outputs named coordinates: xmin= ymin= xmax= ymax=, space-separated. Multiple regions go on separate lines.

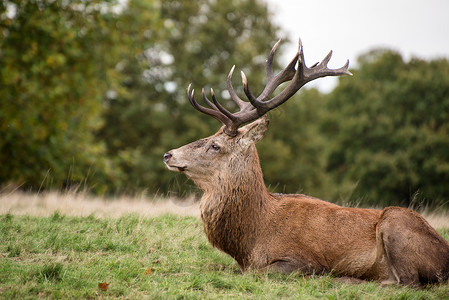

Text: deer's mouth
xmin=176 ymin=166 xmax=187 ymax=172
xmin=166 ymin=164 xmax=187 ymax=172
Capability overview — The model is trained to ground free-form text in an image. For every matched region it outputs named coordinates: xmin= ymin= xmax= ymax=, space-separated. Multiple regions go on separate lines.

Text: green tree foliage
xmin=323 ymin=50 xmax=449 ymax=207
xmin=0 ymin=0 xmax=127 ymax=192
xmin=258 ymin=88 xmax=333 ymax=199
xmin=2 ymin=1 xmax=449 ymax=208
xmin=98 ymin=0 xmax=283 ymax=195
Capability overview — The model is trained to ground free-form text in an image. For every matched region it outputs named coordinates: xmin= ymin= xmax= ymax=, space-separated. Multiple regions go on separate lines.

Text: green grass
xmin=1 ymin=212 xmax=449 ymax=299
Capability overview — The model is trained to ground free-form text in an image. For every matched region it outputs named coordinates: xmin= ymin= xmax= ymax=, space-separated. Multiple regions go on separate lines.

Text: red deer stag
xmin=164 ymin=38 xmax=449 ymax=286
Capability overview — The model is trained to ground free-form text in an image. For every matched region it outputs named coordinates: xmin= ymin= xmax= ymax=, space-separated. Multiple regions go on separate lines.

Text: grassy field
xmin=1 ymin=193 xmax=449 ymax=298
xmin=1 ymin=213 xmax=449 ymax=299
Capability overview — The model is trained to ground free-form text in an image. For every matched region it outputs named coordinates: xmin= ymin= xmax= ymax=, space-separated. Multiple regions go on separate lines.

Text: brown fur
xmin=164 ymin=117 xmax=449 ymax=286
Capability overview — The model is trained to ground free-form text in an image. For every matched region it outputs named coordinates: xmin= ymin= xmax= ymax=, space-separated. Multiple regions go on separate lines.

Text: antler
xmin=187 ymin=38 xmax=352 ymax=137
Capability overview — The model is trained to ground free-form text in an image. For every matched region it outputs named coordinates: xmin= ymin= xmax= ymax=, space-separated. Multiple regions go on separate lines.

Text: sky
xmin=264 ymin=0 xmax=449 ymax=92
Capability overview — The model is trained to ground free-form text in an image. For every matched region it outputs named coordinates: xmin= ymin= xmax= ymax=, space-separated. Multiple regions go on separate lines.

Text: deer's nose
xmin=163 ymin=152 xmax=172 ymax=163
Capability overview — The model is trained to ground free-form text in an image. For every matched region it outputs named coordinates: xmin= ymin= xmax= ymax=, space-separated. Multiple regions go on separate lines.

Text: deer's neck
xmin=199 ymin=146 xmax=272 ymax=268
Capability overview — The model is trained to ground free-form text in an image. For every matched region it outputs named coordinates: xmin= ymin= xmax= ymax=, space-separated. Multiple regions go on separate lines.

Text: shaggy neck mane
xmin=199 ymin=145 xmax=271 ymax=268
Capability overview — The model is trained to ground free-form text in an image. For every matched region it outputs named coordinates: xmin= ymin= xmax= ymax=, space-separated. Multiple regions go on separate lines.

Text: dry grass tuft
xmin=422 ymin=211 xmax=449 ymax=230
xmin=0 ymin=191 xmax=199 ymax=218
xmin=1 ymin=191 xmax=448 ymax=229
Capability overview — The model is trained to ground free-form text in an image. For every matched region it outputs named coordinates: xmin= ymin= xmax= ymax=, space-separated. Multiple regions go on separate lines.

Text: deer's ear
xmin=238 ymin=116 xmax=269 ymax=148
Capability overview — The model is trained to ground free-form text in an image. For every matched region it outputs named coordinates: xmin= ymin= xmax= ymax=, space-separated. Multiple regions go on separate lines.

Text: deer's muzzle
xmin=163 ymin=151 xmax=187 ymax=172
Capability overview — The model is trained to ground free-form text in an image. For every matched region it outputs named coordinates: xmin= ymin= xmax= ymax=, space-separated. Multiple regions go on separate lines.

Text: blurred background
xmin=1 ymin=0 xmax=448 ymax=208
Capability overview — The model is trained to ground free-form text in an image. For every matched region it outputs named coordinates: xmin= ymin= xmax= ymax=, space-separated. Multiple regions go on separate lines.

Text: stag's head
xmin=164 ymin=38 xmax=351 ymax=190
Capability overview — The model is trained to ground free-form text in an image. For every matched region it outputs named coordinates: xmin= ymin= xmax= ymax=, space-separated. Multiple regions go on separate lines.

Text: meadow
xmin=1 ymin=192 xmax=449 ymax=299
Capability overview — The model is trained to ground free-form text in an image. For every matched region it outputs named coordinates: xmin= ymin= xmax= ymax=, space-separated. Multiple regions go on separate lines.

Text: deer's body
xmin=164 ymin=39 xmax=449 ymax=286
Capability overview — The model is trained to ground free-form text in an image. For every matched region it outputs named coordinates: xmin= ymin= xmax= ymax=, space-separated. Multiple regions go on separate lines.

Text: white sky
xmin=264 ymin=0 xmax=449 ymax=92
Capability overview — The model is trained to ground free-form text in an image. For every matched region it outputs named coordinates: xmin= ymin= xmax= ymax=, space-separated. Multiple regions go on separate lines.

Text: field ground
xmin=0 ymin=191 xmax=200 ymax=218
xmin=1 ymin=191 xmax=448 ymax=228
xmin=1 ymin=192 xmax=449 ymax=298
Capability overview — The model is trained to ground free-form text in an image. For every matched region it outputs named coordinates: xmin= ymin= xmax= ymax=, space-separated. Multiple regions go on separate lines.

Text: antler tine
xmin=210 ymin=88 xmax=238 ymax=122
xmin=241 ymin=71 xmax=257 ymax=107
xmin=321 ymin=50 xmax=333 ymax=67
xmin=201 ymin=88 xmax=218 ymax=110
xmin=187 ymin=84 xmax=232 ymax=128
xmin=242 ymin=51 xmax=299 ymax=114
xmin=310 ymin=50 xmax=353 ymax=77
xmin=239 ymin=39 xmax=300 ymax=115
xmin=266 ymin=39 xmax=282 ymax=80
xmin=227 ymin=66 xmax=248 ymax=110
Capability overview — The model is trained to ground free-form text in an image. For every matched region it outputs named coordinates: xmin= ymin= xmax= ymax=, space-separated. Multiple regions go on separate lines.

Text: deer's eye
xmin=210 ymin=143 xmax=221 ymax=152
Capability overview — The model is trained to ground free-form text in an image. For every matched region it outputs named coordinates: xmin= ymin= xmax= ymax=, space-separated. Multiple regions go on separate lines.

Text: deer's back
xmin=253 ymin=194 xmax=385 ymax=277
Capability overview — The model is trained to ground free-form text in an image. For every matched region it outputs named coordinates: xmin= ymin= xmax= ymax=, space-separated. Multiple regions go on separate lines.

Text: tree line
xmin=1 ymin=0 xmax=448 ymax=208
